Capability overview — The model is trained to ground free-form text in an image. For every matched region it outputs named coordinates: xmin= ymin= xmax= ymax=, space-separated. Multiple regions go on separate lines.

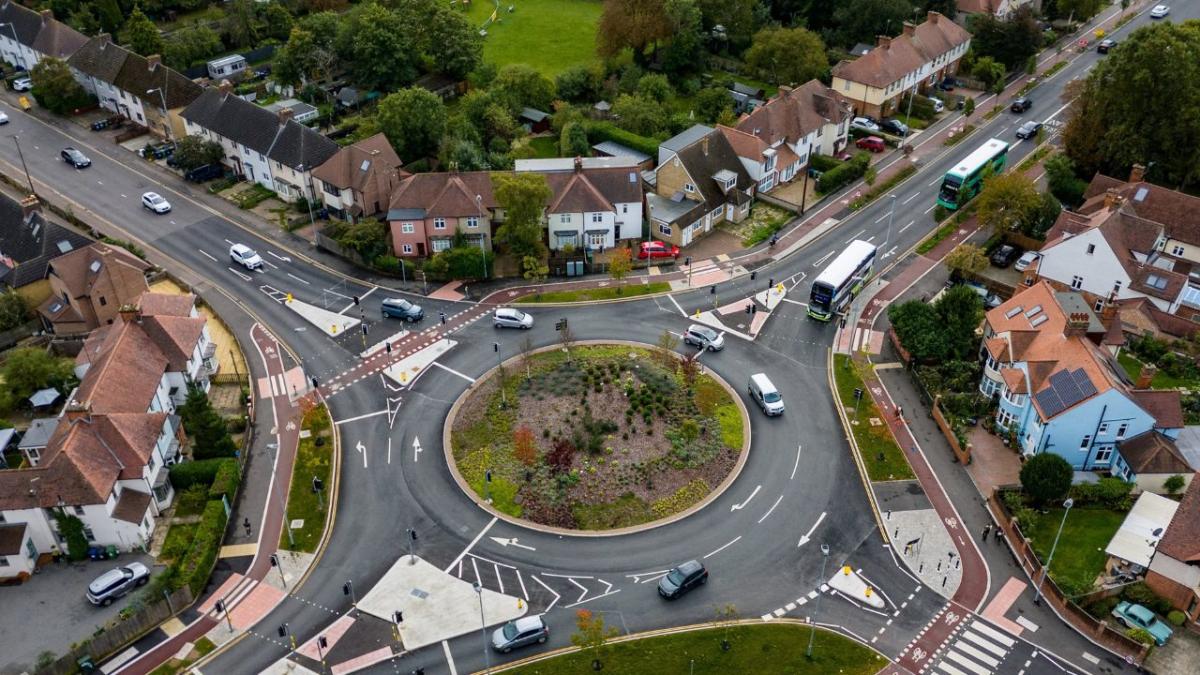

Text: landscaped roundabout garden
xmin=448 ymin=343 xmax=748 ymax=530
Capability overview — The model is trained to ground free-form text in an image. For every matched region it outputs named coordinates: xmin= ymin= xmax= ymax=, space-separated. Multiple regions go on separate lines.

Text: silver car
xmin=493 ymin=307 xmax=533 ymax=329
xmin=491 ymin=615 xmax=549 ymax=653
xmin=684 ymin=324 xmax=724 ymax=351
xmin=87 ymin=562 xmax=150 ymax=606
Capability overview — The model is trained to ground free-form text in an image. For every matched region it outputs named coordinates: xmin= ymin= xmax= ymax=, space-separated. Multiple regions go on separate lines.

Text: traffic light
xmin=312 ymin=477 xmax=324 ymax=493
xmin=270 ymin=553 xmax=280 ymax=567
xmin=353 ymin=296 xmax=360 ymax=306
xmin=439 ymin=311 xmax=447 ymax=325
xmin=215 ymin=599 xmax=226 ymax=613
xmin=311 ymin=377 xmax=319 ymax=389
xmin=684 ymin=256 xmax=691 ymax=266
xmin=485 ymin=469 xmax=492 ymax=483
xmin=385 ymin=342 xmax=392 ymax=354
xmin=750 ymin=271 xmax=757 ymax=281
xmin=278 ymin=623 xmax=289 ymax=638
xmin=318 ymin=636 xmax=328 ymax=650
xmin=410 ymin=529 xmax=418 ymax=541
xmin=710 ymin=285 xmax=716 ymax=295
xmin=768 ymin=278 xmax=774 ymax=288
xmin=343 ymin=582 xmax=352 ymax=596
xmin=361 ymin=324 xmax=368 ymax=336
xmin=393 ymin=611 xmax=404 ymax=624
xmin=745 ymin=303 xmax=752 ymax=315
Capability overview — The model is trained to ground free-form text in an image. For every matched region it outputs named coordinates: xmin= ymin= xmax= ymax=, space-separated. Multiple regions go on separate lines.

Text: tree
xmin=744 ymin=26 xmax=827 ymax=86
xmin=261 ymin=1 xmax=295 ymax=42
xmin=426 ymin=6 xmax=483 ymax=79
xmin=1 ymin=347 xmax=74 ymax=404
xmin=223 ymin=0 xmax=261 ymax=48
xmin=336 ymin=218 xmax=390 ymax=264
xmin=1043 ymin=153 xmax=1088 ymax=207
xmin=714 ymin=603 xmax=739 ymax=650
xmin=934 ymin=285 xmax=983 ymax=360
xmin=887 ymin=301 xmax=948 ymax=363
xmin=513 ymin=426 xmax=537 ymax=465
xmin=0 ymin=289 xmax=28 ymax=331
xmin=637 ymin=73 xmax=673 ymax=103
xmin=491 ymin=64 xmax=556 ymax=114
xmin=179 ymin=386 xmax=237 ymax=459
xmin=1163 ymin=474 xmax=1186 ymax=495
xmin=555 ymin=65 xmax=603 ymax=104
xmin=66 ymin=5 xmax=101 ymax=36
xmin=560 ymin=121 xmax=591 ymax=157
xmin=125 ymin=6 xmax=164 ymax=57
xmin=336 ymin=3 xmax=417 ymax=91
xmin=945 ymin=244 xmax=988 ymax=275
xmin=977 ymin=172 xmax=1042 ymax=235
xmin=427 ymin=245 xmax=493 ymax=280
xmin=832 ymin=0 xmax=914 ymax=46
xmin=273 ymin=27 xmax=331 ymax=86
xmin=492 ymin=173 xmax=552 ymax=260
xmin=968 ymin=7 xmax=1042 ymax=71
xmin=571 ymin=609 xmax=619 ymax=670
xmin=660 ymin=0 xmax=704 ymax=77
xmin=696 ymin=0 xmax=759 ymax=49
xmin=521 ymin=255 xmax=549 ymax=285
xmin=171 ymin=134 xmax=224 ymax=171
xmin=597 ymin=0 xmax=670 ymax=63
xmin=1025 ymin=192 xmax=1062 ymax=239
xmin=52 ymin=509 xmax=89 ymax=561
xmin=377 ymin=88 xmax=447 ymax=160
xmin=28 ymin=58 xmax=90 ymax=115
xmin=612 ymin=94 xmax=666 ymax=136
xmin=1019 ymin=452 xmax=1073 ymax=506
xmin=608 ymin=248 xmax=633 ymax=292
xmin=970 ymin=56 xmax=1007 ymax=90
xmin=656 ymin=329 xmax=680 ymax=367
xmin=163 ymin=23 xmax=224 ymax=70
xmin=694 ymin=87 xmax=733 ymax=124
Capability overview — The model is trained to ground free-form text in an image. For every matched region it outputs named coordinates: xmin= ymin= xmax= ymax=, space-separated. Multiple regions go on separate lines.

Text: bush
xmin=168 ymin=458 xmax=228 ymax=491
xmin=816 ymin=152 xmax=871 ymax=194
xmin=1122 ymin=583 xmax=1172 ymax=616
xmin=809 ymin=154 xmax=843 ymax=172
xmin=1069 ymin=476 xmax=1134 ymax=509
xmin=426 ymin=245 xmax=494 ymax=281
xmin=1167 ymin=610 xmax=1186 ymax=626
xmin=225 ymin=415 xmax=248 ymax=434
xmin=1019 ymin=452 xmax=1072 ymax=506
xmin=207 ymin=459 xmax=241 ymax=502
xmin=174 ymin=500 xmax=228 ymax=595
xmin=1125 ymin=627 xmax=1154 ymax=647
xmin=1084 ymin=595 xmax=1121 ymax=620
xmin=174 ymin=485 xmax=209 ymax=516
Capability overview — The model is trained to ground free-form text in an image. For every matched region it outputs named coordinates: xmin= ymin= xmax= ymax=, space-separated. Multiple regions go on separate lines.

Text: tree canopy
xmin=968 ymin=7 xmax=1041 ymax=71
xmin=377 ymin=88 xmax=447 ymax=160
xmin=744 ymin=26 xmax=827 ymax=86
xmin=492 ymin=173 xmax=552 ymax=260
xmin=335 ymin=3 xmax=417 ymax=91
xmin=976 ymin=172 xmax=1042 ymax=236
xmin=1020 ymin=453 xmax=1073 ymax=506
xmin=596 ymin=0 xmax=671 ymax=62
xmin=172 ymin=134 xmax=224 ymax=172
xmin=30 ymin=58 xmax=92 ymax=115
xmin=888 ymin=285 xmax=983 ymax=362
xmin=125 ymin=5 xmax=164 ymax=57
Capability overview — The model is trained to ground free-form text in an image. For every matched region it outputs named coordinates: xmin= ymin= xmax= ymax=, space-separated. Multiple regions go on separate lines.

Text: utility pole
xmin=11 ymin=135 xmax=35 ymax=198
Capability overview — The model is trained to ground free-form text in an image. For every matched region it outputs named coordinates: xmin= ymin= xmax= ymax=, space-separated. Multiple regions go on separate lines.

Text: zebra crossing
xmin=928 ymin=618 xmax=1016 ymax=675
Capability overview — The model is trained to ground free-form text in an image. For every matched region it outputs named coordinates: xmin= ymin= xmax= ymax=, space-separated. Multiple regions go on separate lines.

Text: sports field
xmin=460 ymin=0 xmax=603 ymax=76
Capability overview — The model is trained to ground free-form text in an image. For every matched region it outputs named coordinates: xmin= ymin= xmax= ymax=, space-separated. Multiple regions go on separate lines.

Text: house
xmin=519 ymin=108 xmax=551 ymax=134
xmin=729 ymin=79 xmax=853 ymax=192
xmin=727 ymin=82 xmax=766 ymax=114
xmin=0 ymin=3 xmax=85 ymax=72
xmin=311 ymin=133 xmax=407 ymax=222
xmin=520 ymin=157 xmax=643 ymax=252
xmin=17 ymin=418 xmax=57 ymax=466
xmin=0 ymin=194 xmax=90 ymax=308
xmin=387 ymin=171 xmax=499 ymax=258
xmin=1145 ymin=476 xmax=1200 ymax=626
xmin=68 ymin=34 xmax=204 ymax=140
xmin=181 ymin=82 xmax=339 ymax=203
xmin=657 ymin=124 xmax=713 ymax=167
xmin=265 ymin=98 xmax=318 ymax=125
xmin=36 ymin=242 xmax=151 ymax=335
xmin=648 ymin=128 xmax=755 ymax=248
xmin=831 ymin=11 xmax=971 ymax=119
xmin=1115 ymin=297 xmax=1199 ymax=342
xmin=206 ymin=54 xmax=247 ymax=80
xmin=979 ymin=281 xmax=1187 ymax=479
xmin=955 ymin=0 xmax=1036 ymax=21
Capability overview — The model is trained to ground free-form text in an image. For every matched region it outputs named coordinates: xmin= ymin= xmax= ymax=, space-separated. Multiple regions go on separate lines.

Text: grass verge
xmin=944 ymin=124 xmax=976 ymax=146
xmin=1023 ymin=507 xmax=1124 ymax=592
xmin=463 ymin=0 xmax=603 ymax=77
xmin=1043 ymin=60 xmax=1069 ymax=78
xmin=280 ymin=403 xmax=333 ymax=553
xmin=520 ymin=282 xmax=671 ymax=303
xmin=148 ymin=637 xmax=216 ymax=675
xmin=502 ymin=623 xmax=885 ymax=675
xmin=917 ymin=220 xmax=957 ymax=255
xmin=1017 ymin=144 xmax=1053 ymax=173
xmin=832 ymin=355 xmax=915 ymax=481
xmin=850 ymin=165 xmax=918 ymax=210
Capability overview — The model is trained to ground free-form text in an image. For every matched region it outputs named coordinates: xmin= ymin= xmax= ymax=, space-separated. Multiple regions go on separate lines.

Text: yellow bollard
xmin=332 ymin=324 xmax=338 ymax=334
xmin=842 ymin=565 xmax=852 ymax=576
xmin=694 ymin=308 xmax=701 ymax=318
xmin=518 ymin=598 xmax=524 ymax=610
xmin=865 ymin=588 xmax=873 ymax=598
xmin=286 ymin=293 xmax=293 ymax=303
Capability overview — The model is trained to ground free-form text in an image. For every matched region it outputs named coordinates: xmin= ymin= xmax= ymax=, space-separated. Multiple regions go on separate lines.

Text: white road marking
xmin=444 ymin=517 xmax=498 ymax=573
xmin=898 ymin=220 xmax=915 ymax=233
xmin=531 ymin=575 xmax=561 ymax=613
xmin=875 ymin=213 xmax=891 ymax=224
xmin=227 ymin=267 xmax=252 ymax=281
xmin=946 ymin=650 xmax=991 ymax=675
xmin=953 ymin=641 xmax=1000 ymax=668
xmin=333 ymin=409 xmax=389 ymax=425
xmin=846 ymin=229 xmax=866 ymax=243
xmin=790 ymin=444 xmax=802 ymax=480
xmin=902 ymin=192 xmax=919 ymax=205
xmin=494 ymin=564 xmax=504 ymax=594
xmin=1080 ymin=652 xmax=1099 ymax=665
xmin=962 ymin=630 xmax=1007 ymax=658
xmin=929 ymin=176 xmax=942 ymax=186
xmin=970 ymin=621 xmax=1015 ymax=647
xmin=813 ymin=251 xmax=835 ymax=267
xmin=198 ymin=249 xmax=217 ymax=262
xmin=758 ymin=495 xmax=783 ymax=523
xmin=667 ymin=293 xmax=687 ymax=316
xmin=442 ymin=641 xmax=458 ymax=675
xmin=267 ymin=250 xmax=292 ymax=262
xmin=432 ymin=361 xmax=476 ymax=383
xmin=287 ymin=272 xmax=310 ymax=285
xmin=356 ymin=440 xmax=367 ymax=469
xmin=387 ymin=437 xmax=392 ymax=465
xmin=703 ymin=536 xmax=742 ymax=559
xmin=797 ymin=511 xmax=827 ymax=547
xmin=924 ymin=204 xmax=938 ymax=214
xmin=516 ymin=570 xmax=529 ymax=600
xmin=263 ymin=259 xmax=279 ymax=269
xmin=730 ymin=485 xmax=761 ymax=511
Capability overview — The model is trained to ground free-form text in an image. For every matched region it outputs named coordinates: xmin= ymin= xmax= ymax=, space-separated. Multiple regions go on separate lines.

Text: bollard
xmin=942 ymin=576 xmax=948 ymax=588
xmin=919 ymin=563 xmax=923 ymax=573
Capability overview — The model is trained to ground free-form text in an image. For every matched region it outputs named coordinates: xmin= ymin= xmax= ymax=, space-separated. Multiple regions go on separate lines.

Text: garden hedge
xmin=168 ymin=458 xmax=228 ymax=491
xmin=207 ymin=459 xmax=241 ymax=502
xmin=817 ymin=152 xmax=871 ymax=194
xmin=585 ymin=122 xmax=661 ymax=158
xmin=174 ymin=500 xmax=228 ymax=595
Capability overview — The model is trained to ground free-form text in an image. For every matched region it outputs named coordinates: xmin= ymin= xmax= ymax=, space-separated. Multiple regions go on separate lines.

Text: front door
xmin=417 ymin=242 xmax=426 ymax=257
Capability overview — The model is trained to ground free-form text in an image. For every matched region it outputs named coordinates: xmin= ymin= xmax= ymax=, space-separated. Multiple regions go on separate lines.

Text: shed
xmin=265 ymin=98 xmax=319 ymax=125
xmin=18 ymin=418 xmax=57 ymax=466
xmin=0 ymin=427 xmax=14 ymax=467
xmin=591 ymin=141 xmax=653 ymax=170
xmin=1105 ymin=491 xmax=1179 ymax=570
xmin=207 ymin=54 xmax=247 ymax=80
xmin=519 ymin=108 xmax=551 ymax=134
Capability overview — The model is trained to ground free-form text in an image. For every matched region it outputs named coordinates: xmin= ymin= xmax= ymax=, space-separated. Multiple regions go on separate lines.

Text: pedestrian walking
xmin=243 ymin=517 xmax=252 ymax=536
xmin=981 ymin=524 xmax=992 ymax=542
xmin=996 ymin=529 xmax=1005 ymax=545
xmin=895 ymin=406 xmax=904 ymax=419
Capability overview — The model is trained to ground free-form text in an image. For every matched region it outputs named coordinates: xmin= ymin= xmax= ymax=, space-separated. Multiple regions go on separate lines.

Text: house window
xmin=168 ymin=386 xmax=179 ymax=397
xmin=24 ymin=538 xmax=35 ymax=559
xmin=26 ymin=447 xmax=39 ymax=462
xmin=153 ymin=483 xmax=170 ymax=503
xmin=1086 ymin=244 xmax=1095 ymax=255
xmin=83 ymin=525 xmax=95 ymax=541
xmin=402 ymin=244 xmax=413 ymax=254
xmin=434 ymin=218 xmax=446 ymax=230
xmin=1080 ymin=435 xmax=1092 ymax=450
xmin=1094 ymin=447 xmax=1113 ymax=463
xmin=1116 ymin=423 xmax=1128 ymax=439
xmin=73 ymin=505 xmax=85 ymax=516
xmin=0 ymin=556 xmax=7 ymax=567
xmin=560 ymin=214 xmax=570 ymax=223
xmin=466 ymin=217 xmax=479 ymax=229
xmin=401 ymin=223 xmax=415 ymax=234
xmin=658 ymin=223 xmax=672 ymax=236
xmin=1098 ymin=423 xmax=1109 ymax=435
xmin=431 ymin=239 xmax=451 ymax=252
xmin=323 ymin=181 xmax=340 ymax=197
xmin=1173 ymin=245 xmax=1185 ymax=256
xmin=996 ymin=408 xmax=1017 ymax=429
xmin=1094 ymin=298 xmax=1105 ymax=312
xmin=588 ymin=232 xmax=606 ymax=248
xmin=684 ymin=183 xmax=696 ymax=193
xmin=622 ymin=204 xmax=628 ymax=213
xmin=1071 ymin=275 xmax=1083 ymax=290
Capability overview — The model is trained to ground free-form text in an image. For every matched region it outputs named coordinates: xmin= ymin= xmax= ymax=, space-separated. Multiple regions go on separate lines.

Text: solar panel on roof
xmin=1073 ymin=368 xmax=1098 ymax=399
xmin=1050 ymin=370 xmax=1082 ymax=407
xmin=1036 ymin=388 xmax=1066 ymax=417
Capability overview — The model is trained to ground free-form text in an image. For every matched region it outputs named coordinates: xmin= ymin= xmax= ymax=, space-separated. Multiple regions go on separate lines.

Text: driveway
xmin=0 ymin=554 xmax=158 ymax=674
xmin=1145 ymin=627 xmax=1200 ymax=675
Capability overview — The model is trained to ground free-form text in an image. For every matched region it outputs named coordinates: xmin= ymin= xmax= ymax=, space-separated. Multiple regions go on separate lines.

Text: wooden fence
xmin=932 ymin=395 xmax=972 ymax=464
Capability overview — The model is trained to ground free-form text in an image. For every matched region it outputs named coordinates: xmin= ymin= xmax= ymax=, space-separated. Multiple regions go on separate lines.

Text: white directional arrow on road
xmin=798 ymin=511 xmax=827 ymax=547
xmin=489 ymin=537 xmax=536 ymax=551
xmin=730 ymin=485 xmax=761 ymax=511
xmin=386 ymin=396 xmax=403 ymax=429
xmin=356 ymin=440 xmax=367 ymax=469
xmin=412 ymin=437 xmax=422 ymax=463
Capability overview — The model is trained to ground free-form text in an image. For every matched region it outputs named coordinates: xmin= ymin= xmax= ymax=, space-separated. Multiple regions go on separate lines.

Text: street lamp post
xmin=493 ymin=342 xmax=505 ymax=408
xmin=900 ymin=82 xmax=917 ymax=150
xmin=1033 ymin=498 xmax=1074 ymax=606
xmin=807 ymin=543 xmax=832 ymax=659
xmin=799 ymin=139 xmax=813 ymax=215
xmin=474 ymin=582 xmax=491 ymax=674
xmin=146 ymin=88 xmax=174 ymax=146
xmin=11 ymin=135 xmax=35 ymax=198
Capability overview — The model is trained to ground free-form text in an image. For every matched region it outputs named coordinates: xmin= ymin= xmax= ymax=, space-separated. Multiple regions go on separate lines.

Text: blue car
xmin=1112 ymin=602 xmax=1173 ymax=645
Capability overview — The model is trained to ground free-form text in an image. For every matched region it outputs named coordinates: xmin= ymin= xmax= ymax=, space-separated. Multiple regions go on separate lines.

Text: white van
xmin=748 ymin=373 xmax=784 ymax=416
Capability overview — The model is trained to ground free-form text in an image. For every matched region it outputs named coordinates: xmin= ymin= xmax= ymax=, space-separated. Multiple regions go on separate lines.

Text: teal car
xmin=1112 ymin=601 xmax=1173 ymax=645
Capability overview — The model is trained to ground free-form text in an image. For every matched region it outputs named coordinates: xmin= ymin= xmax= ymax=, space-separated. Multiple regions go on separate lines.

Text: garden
xmin=450 ymin=343 xmax=746 ymax=530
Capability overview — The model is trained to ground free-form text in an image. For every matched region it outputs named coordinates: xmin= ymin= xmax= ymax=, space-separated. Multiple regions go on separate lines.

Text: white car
xmin=229 ymin=243 xmax=263 ymax=270
xmin=1014 ymin=251 xmax=1039 ymax=272
xmin=11 ymin=76 xmax=31 ymax=92
xmin=851 ymin=116 xmax=880 ymax=133
xmin=493 ymin=307 xmax=533 ymax=329
xmin=141 ymin=191 xmax=171 ymax=213
xmin=927 ymin=96 xmax=945 ymax=113
xmin=1151 ymin=4 xmax=1170 ymax=17
xmin=0 ymin=111 xmax=9 ymax=124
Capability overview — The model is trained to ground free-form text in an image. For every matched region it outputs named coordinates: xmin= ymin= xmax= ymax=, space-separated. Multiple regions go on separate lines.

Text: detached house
xmin=832 ymin=11 xmax=971 ymax=119
xmin=0 ymin=3 xmax=85 ymax=73
xmin=727 ymin=79 xmax=852 ymax=193
xmin=37 ymin=243 xmax=151 ymax=335
xmin=68 ymin=34 xmax=203 ymax=140
xmin=181 ymin=82 xmax=339 ymax=203
xmin=1146 ymin=478 xmax=1200 ymax=627
xmin=0 ymin=194 xmax=90 ymax=307
xmin=648 ymin=128 xmax=755 ymax=248
xmin=311 ymin=133 xmax=407 ymax=222
xmin=980 ymin=282 xmax=1189 ymax=483
xmin=519 ymin=158 xmax=643 ymax=252
xmin=387 ymin=172 xmax=499 ymax=258
xmin=955 ymin=0 xmax=1036 ymax=21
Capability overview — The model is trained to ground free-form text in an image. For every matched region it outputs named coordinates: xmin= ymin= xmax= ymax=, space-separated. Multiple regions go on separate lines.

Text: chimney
xmin=777 ymin=85 xmax=793 ymax=97
xmin=701 ymin=135 xmax=709 ymax=156
xmin=118 ymin=304 xmax=140 ymax=324
xmin=96 ymin=32 xmax=111 ymax=49
xmin=218 ymin=79 xmax=233 ymax=96
xmin=573 ymin=156 xmax=583 ymax=173
xmin=1104 ymin=188 xmax=1123 ymax=211
xmin=877 ymin=35 xmax=892 ymax=48
xmin=64 ymin=402 xmax=91 ymax=423
xmin=1136 ymin=364 xmax=1158 ymax=389
xmin=39 ymin=8 xmax=51 ymax=21
xmin=278 ymin=107 xmax=294 ymax=125
xmin=927 ymin=10 xmax=940 ymax=24
xmin=902 ymin=22 xmax=916 ymax=37
xmin=1130 ymin=163 xmax=1146 ymax=183
xmin=19 ymin=194 xmax=40 ymax=222
xmin=1065 ymin=312 xmax=1090 ymax=337
xmin=146 ymin=54 xmax=161 ymax=71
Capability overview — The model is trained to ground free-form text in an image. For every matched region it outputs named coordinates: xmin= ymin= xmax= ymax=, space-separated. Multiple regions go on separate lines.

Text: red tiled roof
xmin=388 ymin=171 xmax=496 ymax=217
xmin=1131 ymin=390 xmax=1185 ymax=429
xmin=73 ymin=319 xmax=168 ymax=414
xmin=1156 ymin=473 xmax=1200 ymax=562
xmin=136 ymin=292 xmax=195 ymax=317
xmin=832 ymin=12 xmax=970 ymax=89
xmin=1081 ymin=174 xmax=1200 ymax=247
xmin=47 ymin=242 xmax=150 ymax=300
xmin=112 ymin=489 xmax=152 ymax=525
xmin=1001 ymin=368 xmax=1027 ymax=394
xmin=732 ymin=80 xmax=851 ymax=149
xmin=0 ymin=522 xmax=26 ymax=555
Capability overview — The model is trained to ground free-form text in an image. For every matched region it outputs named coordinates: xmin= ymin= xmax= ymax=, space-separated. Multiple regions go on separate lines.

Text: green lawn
xmin=832 ymin=355 xmax=915 ymax=481
xmin=461 ymin=0 xmax=603 ymax=76
xmin=526 ymin=136 xmax=561 ymax=158
xmin=519 ymin=282 xmax=671 ymax=303
xmin=281 ymin=405 xmax=333 ymax=553
xmin=1023 ymin=507 xmax=1125 ymax=592
xmin=1117 ymin=351 xmax=1198 ymax=389
xmin=502 ymin=624 xmax=885 ymax=675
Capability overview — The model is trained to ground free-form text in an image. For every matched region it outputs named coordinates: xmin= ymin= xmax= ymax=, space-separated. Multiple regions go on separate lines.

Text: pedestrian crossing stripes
xmin=927 ymin=619 xmax=1012 ymax=675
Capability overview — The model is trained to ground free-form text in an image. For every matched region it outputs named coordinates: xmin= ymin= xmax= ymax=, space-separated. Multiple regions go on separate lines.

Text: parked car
xmin=961 ymin=282 xmax=1003 ymax=309
xmin=229 ymin=243 xmax=263 ymax=270
xmin=0 ymin=111 xmax=8 ymax=124
xmin=61 ymin=147 xmax=91 ymax=169
xmin=684 ymin=324 xmax=724 ymax=351
xmin=990 ymin=244 xmax=1021 ymax=268
xmin=184 ymin=163 xmax=224 ymax=183
xmin=855 ymin=136 xmax=886 ymax=153
xmin=87 ymin=562 xmax=150 ymax=606
xmin=1150 ymin=4 xmax=1170 ymax=18
xmin=11 ymin=76 xmax=32 ymax=91
xmin=1014 ymin=251 xmax=1039 ymax=272
xmin=928 ymin=96 xmax=945 ymax=113
xmin=850 ymin=117 xmax=880 ymax=133
xmin=1097 ymin=38 xmax=1117 ymax=53
xmin=880 ymin=118 xmax=909 ymax=136
xmin=1015 ymin=121 xmax=1043 ymax=140
xmin=493 ymin=307 xmax=533 ymax=329
xmin=638 ymin=240 xmax=680 ymax=260
xmin=1112 ymin=602 xmax=1173 ymax=645
xmin=1010 ymin=98 xmax=1033 ymax=113
xmin=937 ymin=78 xmax=956 ymax=91
xmin=141 ymin=191 xmax=171 ymax=214
xmin=491 ymin=615 xmax=549 ymax=653
xmin=658 ymin=560 xmax=708 ymax=599
xmin=381 ymin=297 xmax=423 ymax=322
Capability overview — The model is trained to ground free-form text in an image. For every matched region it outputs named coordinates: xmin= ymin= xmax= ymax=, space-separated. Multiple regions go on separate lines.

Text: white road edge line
xmin=442 ymin=640 xmax=458 ymax=675
xmin=703 ymin=536 xmax=742 ymax=559
xmin=444 ymin=517 xmax=498 ymax=573
xmin=432 ymin=361 xmax=476 ymax=383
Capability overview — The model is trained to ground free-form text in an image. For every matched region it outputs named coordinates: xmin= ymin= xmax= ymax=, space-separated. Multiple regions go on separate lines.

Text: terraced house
xmin=0 ymin=2 xmax=84 ymax=73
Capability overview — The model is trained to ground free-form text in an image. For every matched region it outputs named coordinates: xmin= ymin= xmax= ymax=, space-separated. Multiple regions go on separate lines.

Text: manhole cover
xmin=290 ymin=519 xmax=304 ymax=529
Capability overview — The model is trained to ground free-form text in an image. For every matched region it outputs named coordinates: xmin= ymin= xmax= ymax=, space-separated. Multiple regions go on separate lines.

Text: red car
xmin=855 ymin=136 xmax=886 ymax=153
xmin=638 ymin=241 xmax=680 ymax=259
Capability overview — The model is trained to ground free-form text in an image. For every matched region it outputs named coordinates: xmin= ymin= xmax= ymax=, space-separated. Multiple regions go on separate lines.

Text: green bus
xmin=937 ymin=138 xmax=1009 ymax=210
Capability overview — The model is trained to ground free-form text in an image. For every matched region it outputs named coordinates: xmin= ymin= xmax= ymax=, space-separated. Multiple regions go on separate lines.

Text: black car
xmin=938 ymin=78 xmax=956 ymax=91
xmin=990 ymin=244 xmax=1021 ymax=268
xmin=658 ymin=560 xmax=708 ymax=599
xmin=61 ymin=147 xmax=91 ymax=168
xmin=1010 ymin=98 xmax=1033 ymax=113
xmin=1097 ymin=39 xmax=1117 ymax=53
xmin=185 ymin=163 xmax=224 ymax=182
xmin=880 ymin=118 xmax=909 ymax=136
xmin=1015 ymin=121 xmax=1043 ymax=140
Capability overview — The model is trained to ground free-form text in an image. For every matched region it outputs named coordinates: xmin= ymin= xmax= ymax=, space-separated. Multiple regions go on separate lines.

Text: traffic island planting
xmin=833 ymin=355 xmax=915 ymax=481
xmin=450 ymin=345 xmax=747 ymax=530
xmin=280 ymin=402 xmax=333 ymax=552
